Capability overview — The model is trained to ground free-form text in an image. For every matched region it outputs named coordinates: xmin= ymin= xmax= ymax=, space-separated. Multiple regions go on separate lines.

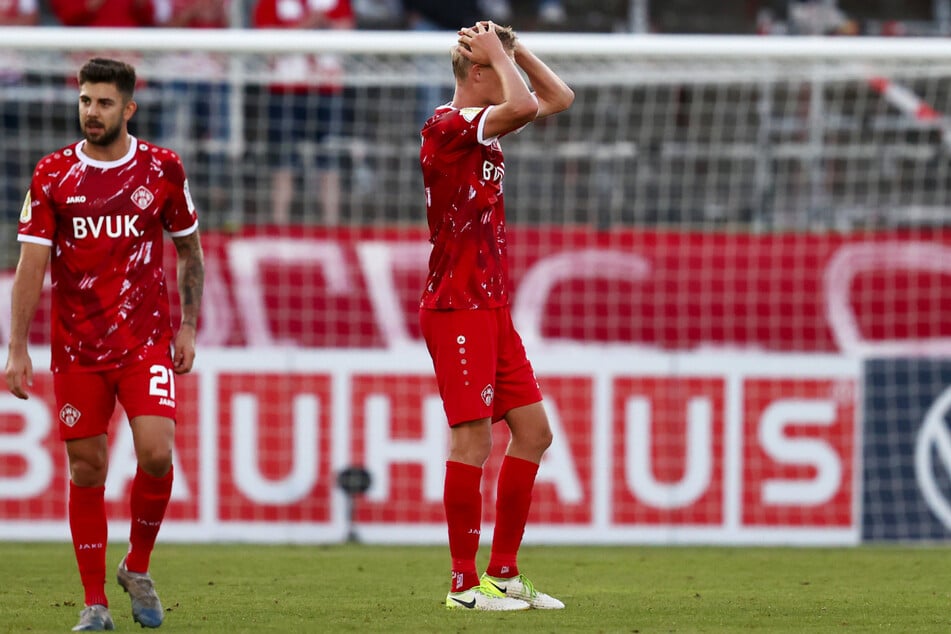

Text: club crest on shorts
xmin=481 ymin=384 xmax=495 ymax=407
xmin=59 ymin=403 xmax=81 ymax=427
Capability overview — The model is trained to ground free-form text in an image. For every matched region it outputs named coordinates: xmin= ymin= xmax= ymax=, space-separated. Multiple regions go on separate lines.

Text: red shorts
xmin=419 ymin=306 xmax=542 ymax=426
xmin=53 ymin=348 xmax=178 ymax=441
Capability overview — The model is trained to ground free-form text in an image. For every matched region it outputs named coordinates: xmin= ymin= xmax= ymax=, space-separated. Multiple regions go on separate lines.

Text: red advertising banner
xmin=2 ymin=227 xmax=949 ymax=354
xmin=0 ymin=226 xmax=923 ymax=542
xmin=0 ymin=349 xmax=859 ymax=545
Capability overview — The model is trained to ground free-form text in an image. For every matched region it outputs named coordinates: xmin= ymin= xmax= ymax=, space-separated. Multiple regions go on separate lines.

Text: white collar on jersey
xmin=76 ymin=135 xmax=138 ymax=169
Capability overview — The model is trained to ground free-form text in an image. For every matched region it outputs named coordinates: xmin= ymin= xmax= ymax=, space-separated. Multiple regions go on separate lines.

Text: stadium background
xmin=1 ymin=0 xmax=950 ymax=546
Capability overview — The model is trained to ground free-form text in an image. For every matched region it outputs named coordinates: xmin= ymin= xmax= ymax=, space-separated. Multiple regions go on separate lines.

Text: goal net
xmin=0 ymin=28 xmax=949 ymax=544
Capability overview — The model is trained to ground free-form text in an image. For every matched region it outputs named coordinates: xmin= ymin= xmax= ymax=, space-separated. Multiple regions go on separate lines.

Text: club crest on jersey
xmin=60 ymin=403 xmax=81 ymax=427
xmin=131 ymin=186 xmax=154 ymax=210
xmin=481 ymin=384 xmax=495 ymax=407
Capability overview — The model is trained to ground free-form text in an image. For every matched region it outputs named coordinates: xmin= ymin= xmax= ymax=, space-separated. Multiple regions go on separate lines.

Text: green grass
xmin=3 ymin=542 xmax=951 ymax=632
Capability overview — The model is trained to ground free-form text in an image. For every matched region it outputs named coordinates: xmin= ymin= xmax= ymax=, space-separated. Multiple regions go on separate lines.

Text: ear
xmin=124 ymin=99 xmax=138 ymax=122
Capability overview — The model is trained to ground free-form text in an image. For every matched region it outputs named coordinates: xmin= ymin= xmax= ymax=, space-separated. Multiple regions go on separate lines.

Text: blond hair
xmin=451 ymin=24 xmax=517 ymax=81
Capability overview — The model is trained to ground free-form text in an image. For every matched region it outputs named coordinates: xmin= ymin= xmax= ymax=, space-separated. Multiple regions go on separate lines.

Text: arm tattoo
xmin=173 ymin=231 xmax=205 ymax=327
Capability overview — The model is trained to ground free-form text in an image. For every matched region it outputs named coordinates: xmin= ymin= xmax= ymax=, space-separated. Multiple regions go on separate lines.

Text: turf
xmin=2 ymin=542 xmax=951 ymax=632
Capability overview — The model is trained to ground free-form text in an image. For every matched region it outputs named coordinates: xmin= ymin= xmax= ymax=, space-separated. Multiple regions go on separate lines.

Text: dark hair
xmin=78 ymin=58 xmax=137 ymax=100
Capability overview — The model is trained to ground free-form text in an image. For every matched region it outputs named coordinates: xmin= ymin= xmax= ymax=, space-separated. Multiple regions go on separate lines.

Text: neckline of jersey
xmin=76 ymin=135 xmax=138 ymax=169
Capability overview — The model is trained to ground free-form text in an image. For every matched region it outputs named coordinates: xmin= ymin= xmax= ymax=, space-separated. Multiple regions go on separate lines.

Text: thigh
xmin=420 ymin=308 xmax=499 ymax=426
xmin=492 ymin=308 xmax=543 ymax=420
xmin=54 ymin=370 xmax=116 ymax=441
xmin=115 ymin=350 xmax=178 ymax=423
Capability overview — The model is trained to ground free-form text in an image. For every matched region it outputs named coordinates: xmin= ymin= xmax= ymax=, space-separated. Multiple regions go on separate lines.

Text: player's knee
xmin=536 ymin=426 xmax=554 ymax=453
xmin=451 ymin=440 xmax=492 ymax=467
xmin=137 ymin=446 xmax=173 ymax=477
xmin=520 ymin=426 xmax=553 ymax=457
xmin=69 ymin=458 xmax=107 ymax=487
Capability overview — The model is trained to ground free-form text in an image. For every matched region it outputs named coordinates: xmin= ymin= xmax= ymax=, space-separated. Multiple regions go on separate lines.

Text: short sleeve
xmin=18 ymin=162 xmax=56 ymax=246
xmin=160 ymin=154 xmax=199 ymax=237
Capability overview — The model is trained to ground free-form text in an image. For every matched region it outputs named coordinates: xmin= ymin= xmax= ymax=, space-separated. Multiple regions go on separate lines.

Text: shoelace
xmin=516 ymin=574 xmax=538 ymax=598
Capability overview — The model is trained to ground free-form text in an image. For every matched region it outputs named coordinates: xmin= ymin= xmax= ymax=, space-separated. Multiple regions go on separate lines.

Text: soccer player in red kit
xmin=419 ymin=22 xmax=574 ymax=611
xmin=4 ymin=58 xmax=204 ymax=631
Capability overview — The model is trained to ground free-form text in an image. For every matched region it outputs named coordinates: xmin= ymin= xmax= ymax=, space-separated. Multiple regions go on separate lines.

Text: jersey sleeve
xmin=18 ymin=161 xmax=56 ymax=246
xmin=431 ymin=106 xmax=494 ymax=159
xmin=160 ymin=153 xmax=199 ymax=237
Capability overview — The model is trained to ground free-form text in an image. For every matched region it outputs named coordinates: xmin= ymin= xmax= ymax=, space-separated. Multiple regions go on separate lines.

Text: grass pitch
xmin=2 ymin=542 xmax=951 ymax=632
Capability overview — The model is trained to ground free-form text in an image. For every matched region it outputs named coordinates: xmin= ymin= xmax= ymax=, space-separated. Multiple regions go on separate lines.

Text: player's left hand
xmin=172 ymin=324 xmax=197 ymax=374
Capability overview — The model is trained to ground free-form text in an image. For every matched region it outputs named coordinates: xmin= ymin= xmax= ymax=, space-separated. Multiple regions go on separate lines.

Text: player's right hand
xmin=4 ymin=349 xmax=33 ymax=399
xmin=457 ymin=21 xmax=504 ymax=66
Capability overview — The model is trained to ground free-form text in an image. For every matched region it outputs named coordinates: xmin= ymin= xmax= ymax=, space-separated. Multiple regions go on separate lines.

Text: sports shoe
xmin=116 ymin=556 xmax=164 ymax=628
xmin=481 ymin=572 xmax=565 ymax=609
xmin=445 ymin=581 xmax=530 ymax=611
xmin=72 ymin=604 xmax=115 ymax=631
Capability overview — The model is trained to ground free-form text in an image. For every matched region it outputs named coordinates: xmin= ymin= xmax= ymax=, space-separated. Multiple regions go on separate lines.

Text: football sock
xmin=126 ymin=465 xmax=173 ymax=573
xmin=69 ymin=482 xmax=108 ymax=607
xmin=487 ymin=455 xmax=539 ymax=579
xmin=444 ymin=460 xmax=482 ymax=592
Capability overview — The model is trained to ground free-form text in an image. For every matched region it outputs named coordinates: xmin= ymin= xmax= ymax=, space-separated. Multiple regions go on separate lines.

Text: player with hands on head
xmin=4 ymin=57 xmax=204 ymax=631
xmin=418 ymin=21 xmax=574 ymax=611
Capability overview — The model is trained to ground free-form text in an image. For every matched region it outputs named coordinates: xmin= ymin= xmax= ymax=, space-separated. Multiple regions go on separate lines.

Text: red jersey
xmin=0 ymin=0 xmax=37 ymax=83
xmin=0 ymin=0 xmax=37 ymax=22
xmin=420 ymin=105 xmax=509 ymax=310
xmin=19 ymin=137 xmax=198 ymax=372
xmin=50 ymin=0 xmax=155 ymax=26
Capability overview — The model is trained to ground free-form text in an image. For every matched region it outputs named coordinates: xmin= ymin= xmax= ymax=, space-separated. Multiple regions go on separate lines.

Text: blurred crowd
xmin=2 ymin=0 xmax=580 ymax=32
xmin=0 ymin=0 xmax=947 ymax=240
xmin=1 ymin=1 xmax=946 ymax=35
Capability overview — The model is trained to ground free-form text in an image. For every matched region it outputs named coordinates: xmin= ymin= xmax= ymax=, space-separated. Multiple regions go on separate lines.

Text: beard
xmin=83 ymin=120 xmax=122 ymax=147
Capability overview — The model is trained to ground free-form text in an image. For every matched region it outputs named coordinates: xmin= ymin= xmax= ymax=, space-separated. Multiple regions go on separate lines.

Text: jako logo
xmin=915 ymin=385 xmax=951 ymax=529
xmin=66 ymin=195 xmax=86 ymax=204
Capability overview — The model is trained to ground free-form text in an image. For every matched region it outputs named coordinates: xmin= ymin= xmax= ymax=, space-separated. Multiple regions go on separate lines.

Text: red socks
xmin=487 ymin=455 xmax=539 ymax=579
xmin=445 ymin=456 xmax=541 ymax=589
xmin=444 ymin=461 xmax=482 ymax=592
xmin=69 ymin=482 xmax=108 ymax=607
xmin=125 ymin=465 xmax=173 ymax=573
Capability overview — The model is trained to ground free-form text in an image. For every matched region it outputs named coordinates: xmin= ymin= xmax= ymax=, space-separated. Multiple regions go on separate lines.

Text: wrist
xmin=7 ymin=340 xmax=28 ymax=353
